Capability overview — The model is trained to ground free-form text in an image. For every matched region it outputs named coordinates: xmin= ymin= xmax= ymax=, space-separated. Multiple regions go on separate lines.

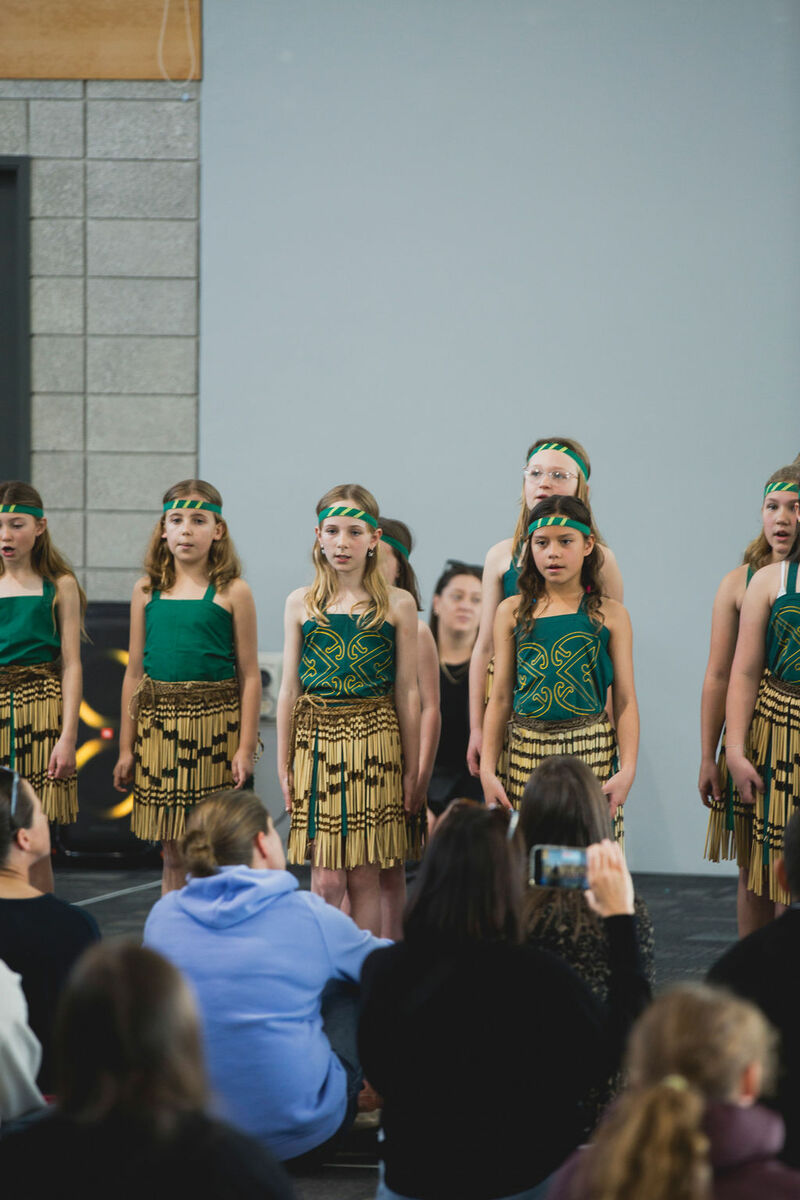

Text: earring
xmin=320 ymin=547 xmax=326 ymax=557
xmin=367 ymin=548 xmax=374 ymax=558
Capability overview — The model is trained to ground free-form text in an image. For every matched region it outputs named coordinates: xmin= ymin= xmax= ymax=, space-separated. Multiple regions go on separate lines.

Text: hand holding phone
xmin=584 ymin=840 xmax=634 ymax=918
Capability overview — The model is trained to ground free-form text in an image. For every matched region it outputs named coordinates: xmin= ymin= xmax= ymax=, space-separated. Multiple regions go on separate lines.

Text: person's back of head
xmin=56 ymin=941 xmax=207 ymax=1136
xmin=574 ymin=984 xmax=776 ymax=1200
xmin=403 ymin=803 xmax=524 ymax=946
xmin=519 ymin=756 xmax=612 ymax=941
xmin=180 ymin=789 xmax=273 ymax=878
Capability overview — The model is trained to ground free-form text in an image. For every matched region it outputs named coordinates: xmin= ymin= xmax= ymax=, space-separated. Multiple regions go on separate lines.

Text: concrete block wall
xmin=0 ymin=79 xmax=200 ymax=602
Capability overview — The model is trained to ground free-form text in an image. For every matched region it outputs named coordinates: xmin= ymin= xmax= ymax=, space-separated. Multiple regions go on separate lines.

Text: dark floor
xmin=52 ymin=861 xmax=739 ymax=1200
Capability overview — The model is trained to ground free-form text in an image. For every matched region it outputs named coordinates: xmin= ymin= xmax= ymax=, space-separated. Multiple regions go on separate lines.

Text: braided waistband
xmin=510 ymin=710 xmax=607 ymax=733
xmin=0 ymin=658 xmax=61 ymax=684
xmin=130 ymin=673 xmax=238 ymax=717
xmin=763 ymin=672 xmax=800 ymax=700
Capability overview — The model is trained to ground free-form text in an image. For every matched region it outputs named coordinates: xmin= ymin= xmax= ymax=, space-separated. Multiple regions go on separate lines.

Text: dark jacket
xmin=358 ymin=915 xmax=649 ymax=1200
xmin=708 ymin=907 xmax=800 ymax=1167
xmin=548 ymin=1102 xmax=800 ymax=1200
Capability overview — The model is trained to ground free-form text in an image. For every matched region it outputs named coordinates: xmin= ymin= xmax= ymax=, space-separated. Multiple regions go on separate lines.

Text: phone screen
xmin=530 ymin=845 xmax=588 ymax=889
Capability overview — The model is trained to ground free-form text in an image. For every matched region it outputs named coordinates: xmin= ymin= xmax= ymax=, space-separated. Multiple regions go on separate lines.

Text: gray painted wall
xmin=199 ymin=1 xmax=800 ymax=873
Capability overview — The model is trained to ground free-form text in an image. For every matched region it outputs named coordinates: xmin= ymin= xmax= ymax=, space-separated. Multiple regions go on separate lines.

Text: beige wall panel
xmin=0 ymin=1 xmax=202 ymax=80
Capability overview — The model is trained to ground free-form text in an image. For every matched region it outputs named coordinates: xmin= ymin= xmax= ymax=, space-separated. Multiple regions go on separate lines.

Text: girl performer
xmin=428 ymin=560 xmax=484 ymax=823
xmin=377 ymin=517 xmax=439 ymax=937
xmin=480 ymin=495 xmax=638 ymax=835
xmin=278 ymin=486 xmax=420 ymax=935
xmin=725 ymin=475 xmax=800 ymax=914
xmin=0 ymin=482 xmax=84 ymax=893
xmin=701 ymin=465 xmax=800 ymax=935
xmin=113 ymin=480 xmax=260 ymax=894
xmin=467 ymin=436 xmax=623 ymax=777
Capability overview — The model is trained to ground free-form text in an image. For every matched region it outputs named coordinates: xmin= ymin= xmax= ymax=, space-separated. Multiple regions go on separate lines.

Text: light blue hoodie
xmin=143 ymin=865 xmax=387 ymax=1160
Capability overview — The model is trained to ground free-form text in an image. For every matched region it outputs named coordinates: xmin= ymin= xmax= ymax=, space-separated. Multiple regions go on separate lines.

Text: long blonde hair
xmin=143 ymin=480 xmax=241 ymax=594
xmin=742 ymin=461 xmax=800 ymax=572
xmin=510 ymin=436 xmax=605 ymax=558
xmin=306 ymin=484 xmax=389 ymax=629
xmin=0 ymin=481 xmax=87 ymax=634
xmin=573 ymin=984 xmax=777 ymax=1200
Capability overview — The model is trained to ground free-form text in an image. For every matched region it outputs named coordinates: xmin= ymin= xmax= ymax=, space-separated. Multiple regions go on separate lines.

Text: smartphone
xmin=530 ymin=845 xmax=588 ymax=889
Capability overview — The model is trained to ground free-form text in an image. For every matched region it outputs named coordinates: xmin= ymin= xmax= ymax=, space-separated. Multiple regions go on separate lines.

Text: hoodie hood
xmin=175 ymin=864 xmax=299 ymax=929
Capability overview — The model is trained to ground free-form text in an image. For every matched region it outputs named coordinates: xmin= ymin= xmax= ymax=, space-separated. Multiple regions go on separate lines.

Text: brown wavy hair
xmin=510 ymin=436 xmax=605 ymax=558
xmin=519 ymin=756 xmax=612 ymax=943
xmin=56 ymin=941 xmax=207 ymax=1136
xmin=143 ymin=480 xmax=241 ymax=594
xmin=742 ymin=460 xmax=800 ymax=572
xmin=307 ymin=484 xmax=389 ymax=629
xmin=180 ymin=789 xmax=269 ymax=877
xmin=379 ymin=517 xmax=422 ymax=610
xmin=0 ymin=481 xmax=87 ymax=633
xmin=516 ymin=496 xmax=604 ymax=633
xmin=573 ymin=984 xmax=777 ymax=1200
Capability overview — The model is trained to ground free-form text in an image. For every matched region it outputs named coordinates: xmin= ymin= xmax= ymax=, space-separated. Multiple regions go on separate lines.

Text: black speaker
xmin=56 ymin=601 xmax=155 ymax=860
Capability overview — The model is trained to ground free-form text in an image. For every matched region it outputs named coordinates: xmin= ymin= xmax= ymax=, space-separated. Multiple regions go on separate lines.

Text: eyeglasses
xmin=523 ymin=467 xmax=578 ymax=484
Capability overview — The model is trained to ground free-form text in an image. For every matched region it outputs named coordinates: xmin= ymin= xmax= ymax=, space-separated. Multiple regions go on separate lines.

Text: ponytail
xmin=574 ymin=1081 xmax=710 ymax=1200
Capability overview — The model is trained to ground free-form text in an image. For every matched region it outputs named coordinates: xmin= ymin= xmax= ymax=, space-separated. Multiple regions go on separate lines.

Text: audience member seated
xmin=548 ymin=983 xmax=800 ymax=1200
xmin=520 ymin=755 xmax=655 ymax=997
xmin=0 ymin=960 xmax=45 ymax=1129
xmin=144 ymin=789 xmax=388 ymax=1168
xmin=519 ymin=755 xmax=655 ymax=1128
xmin=358 ymin=803 xmax=650 ymax=1200
xmin=0 ymin=942 xmax=294 ymax=1199
xmin=708 ymin=809 xmax=800 ymax=1168
xmin=0 ymin=767 xmax=99 ymax=1092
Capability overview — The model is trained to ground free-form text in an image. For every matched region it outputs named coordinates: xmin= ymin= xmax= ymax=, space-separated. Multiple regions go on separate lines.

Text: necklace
xmin=440 ymin=660 xmax=469 ymax=686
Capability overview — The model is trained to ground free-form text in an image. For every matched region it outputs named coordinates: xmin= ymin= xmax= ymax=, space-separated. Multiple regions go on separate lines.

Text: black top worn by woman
xmin=358 ymin=915 xmax=650 ymax=1200
xmin=427 ymin=661 xmax=483 ymax=812
xmin=0 ymin=895 xmax=99 ymax=1092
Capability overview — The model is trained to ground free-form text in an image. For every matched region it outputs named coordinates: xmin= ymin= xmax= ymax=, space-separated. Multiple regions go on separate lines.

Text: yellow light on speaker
xmin=105 ymin=795 xmax=133 ymax=819
xmin=79 ymin=700 xmax=107 ymax=729
xmin=76 ymin=738 xmax=105 ymax=769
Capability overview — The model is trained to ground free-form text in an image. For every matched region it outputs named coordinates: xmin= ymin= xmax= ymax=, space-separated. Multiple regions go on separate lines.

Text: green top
xmin=766 ymin=561 xmax=800 ymax=683
xmin=0 ymin=578 xmax=60 ymax=666
xmin=502 ymin=550 xmax=521 ymax=599
xmin=143 ymin=585 xmax=236 ymax=683
xmin=300 ymin=613 xmax=396 ymax=697
xmin=513 ymin=598 xmax=613 ymax=720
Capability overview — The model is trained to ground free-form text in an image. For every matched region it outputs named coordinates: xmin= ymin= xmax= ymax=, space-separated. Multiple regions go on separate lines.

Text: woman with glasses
xmin=358 ymin=803 xmax=650 ymax=1200
xmin=467 ymin=437 xmax=623 ymax=778
xmin=0 ymin=767 xmax=99 ymax=1093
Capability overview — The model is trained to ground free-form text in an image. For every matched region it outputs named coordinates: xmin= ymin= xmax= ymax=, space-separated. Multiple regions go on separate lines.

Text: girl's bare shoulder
xmin=484 ymin=538 xmax=515 ymax=573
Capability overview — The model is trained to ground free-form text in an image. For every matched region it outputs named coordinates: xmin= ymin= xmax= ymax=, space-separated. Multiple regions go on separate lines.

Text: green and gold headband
xmin=163 ymin=499 xmax=222 ymax=515
xmin=528 ymin=442 xmax=589 ymax=480
xmin=528 ymin=516 xmax=592 ymax=538
xmin=0 ymin=503 xmax=44 ymax=518
xmin=380 ymin=533 xmax=410 ymax=560
xmin=317 ymin=505 xmax=378 ymax=529
xmin=764 ymin=481 xmax=800 ymax=499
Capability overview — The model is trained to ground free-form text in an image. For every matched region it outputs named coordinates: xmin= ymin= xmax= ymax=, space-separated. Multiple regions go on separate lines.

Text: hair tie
xmin=528 ymin=442 xmax=589 ymax=480
xmin=0 ymin=503 xmax=44 ymax=518
xmin=528 ymin=516 xmax=592 ymax=538
xmin=317 ymin=505 xmax=378 ymax=529
xmin=661 ymin=1074 xmax=689 ymax=1091
xmin=164 ymin=499 xmax=222 ymax=515
xmin=380 ymin=532 xmax=410 ymax=559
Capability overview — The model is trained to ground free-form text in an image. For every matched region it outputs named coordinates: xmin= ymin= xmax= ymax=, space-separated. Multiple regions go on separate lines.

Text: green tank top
xmin=766 ymin=561 xmax=800 ymax=683
xmin=300 ymin=613 xmax=396 ymax=697
xmin=0 ymin=578 xmax=60 ymax=666
xmin=513 ymin=597 xmax=613 ymax=720
xmin=143 ymin=585 xmax=236 ymax=682
xmin=502 ymin=559 xmax=520 ymax=599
